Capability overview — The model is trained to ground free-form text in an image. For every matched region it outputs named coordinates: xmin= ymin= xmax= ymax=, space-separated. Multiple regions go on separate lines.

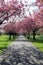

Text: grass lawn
xmin=0 ymin=35 xmax=17 ymax=53
xmin=27 ymin=35 xmax=43 ymax=52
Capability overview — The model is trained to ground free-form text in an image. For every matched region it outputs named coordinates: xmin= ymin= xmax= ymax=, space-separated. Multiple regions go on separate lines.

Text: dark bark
xmin=9 ymin=35 xmax=11 ymax=40
xmin=13 ymin=35 xmax=14 ymax=38
xmin=33 ymin=31 xmax=36 ymax=40
xmin=0 ymin=11 xmax=15 ymax=25
xmin=27 ymin=34 xmax=30 ymax=39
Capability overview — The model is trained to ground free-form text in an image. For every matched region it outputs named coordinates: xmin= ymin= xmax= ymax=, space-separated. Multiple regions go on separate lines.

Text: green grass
xmin=0 ymin=35 xmax=17 ymax=53
xmin=27 ymin=35 xmax=43 ymax=52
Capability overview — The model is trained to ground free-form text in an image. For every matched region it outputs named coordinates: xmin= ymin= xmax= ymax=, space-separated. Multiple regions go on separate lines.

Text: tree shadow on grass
xmin=27 ymin=35 xmax=43 ymax=43
xmin=28 ymin=37 xmax=43 ymax=43
xmin=0 ymin=45 xmax=43 ymax=65
xmin=0 ymin=47 xmax=7 ymax=50
xmin=0 ymin=47 xmax=7 ymax=54
xmin=0 ymin=38 xmax=15 ymax=42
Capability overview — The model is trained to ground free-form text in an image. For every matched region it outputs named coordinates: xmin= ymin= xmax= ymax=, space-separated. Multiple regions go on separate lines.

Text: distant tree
xmin=3 ymin=22 xmax=17 ymax=40
xmin=17 ymin=21 xmax=28 ymax=35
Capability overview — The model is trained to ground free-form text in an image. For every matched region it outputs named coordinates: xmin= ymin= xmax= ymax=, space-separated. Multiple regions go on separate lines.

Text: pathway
xmin=0 ymin=35 xmax=43 ymax=65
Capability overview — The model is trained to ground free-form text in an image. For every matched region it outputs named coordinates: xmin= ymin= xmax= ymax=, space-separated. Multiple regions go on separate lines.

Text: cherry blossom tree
xmin=25 ymin=12 xmax=43 ymax=40
xmin=19 ymin=12 xmax=43 ymax=40
xmin=0 ymin=0 xmax=43 ymax=40
xmin=0 ymin=0 xmax=23 ymax=24
xmin=17 ymin=21 xmax=28 ymax=35
xmin=3 ymin=22 xmax=17 ymax=40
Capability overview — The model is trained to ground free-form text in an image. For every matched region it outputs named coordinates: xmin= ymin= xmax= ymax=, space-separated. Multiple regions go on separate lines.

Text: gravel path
xmin=0 ymin=35 xmax=43 ymax=65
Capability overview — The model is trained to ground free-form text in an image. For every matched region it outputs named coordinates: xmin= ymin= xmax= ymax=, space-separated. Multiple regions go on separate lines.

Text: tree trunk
xmin=9 ymin=35 xmax=11 ymax=40
xmin=27 ymin=32 xmax=30 ymax=39
xmin=29 ymin=33 xmax=30 ymax=39
xmin=33 ymin=31 xmax=36 ymax=40
xmin=27 ymin=34 xmax=30 ymax=39
xmin=13 ymin=35 xmax=14 ymax=38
